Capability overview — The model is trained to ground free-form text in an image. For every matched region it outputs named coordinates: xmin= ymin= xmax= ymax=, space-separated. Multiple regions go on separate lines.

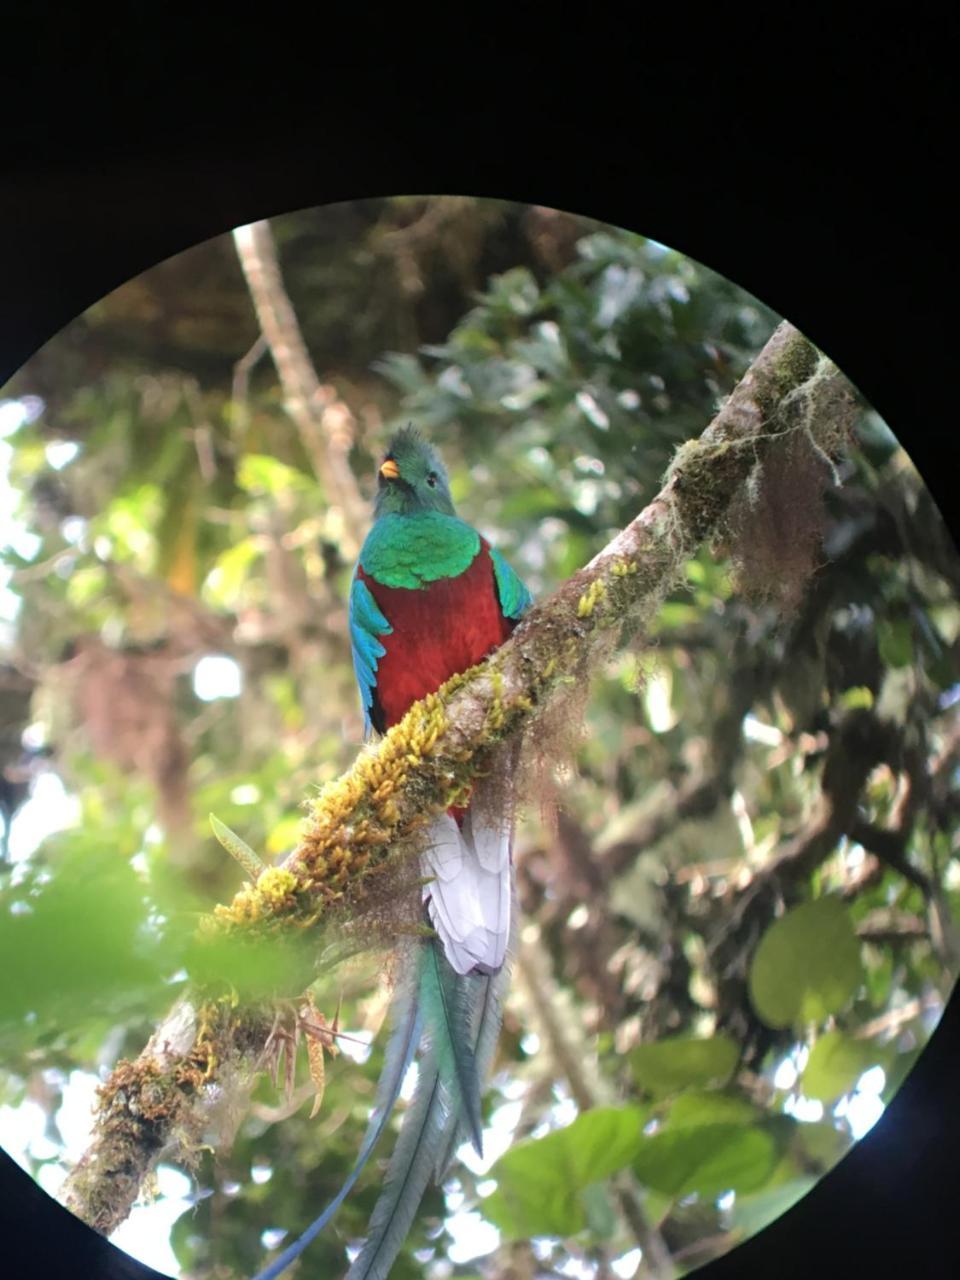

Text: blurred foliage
xmin=1 ymin=196 xmax=959 ymax=1280
xmin=748 ymin=898 xmax=864 ymax=1029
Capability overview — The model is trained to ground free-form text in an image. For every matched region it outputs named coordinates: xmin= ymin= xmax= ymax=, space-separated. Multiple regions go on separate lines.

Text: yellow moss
xmin=191 ymin=1007 xmax=216 ymax=1077
xmin=207 ymin=637 xmax=551 ymax=938
xmin=257 ymin=867 xmax=299 ymax=903
xmin=577 ymin=578 xmax=607 ymax=618
xmin=213 ymin=887 xmax=261 ymax=926
xmin=487 ymin=669 xmax=506 ymax=731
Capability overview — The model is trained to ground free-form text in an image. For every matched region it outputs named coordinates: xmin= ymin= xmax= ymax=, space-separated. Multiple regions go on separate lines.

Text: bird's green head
xmin=373 ymin=425 xmax=457 ymax=518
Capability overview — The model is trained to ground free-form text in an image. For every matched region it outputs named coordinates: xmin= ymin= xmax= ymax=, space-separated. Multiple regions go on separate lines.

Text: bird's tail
xmin=250 ymin=959 xmax=424 ymax=1280
xmin=345 ymin=933 xmax=512 ymax=1280
xmin=346 ymin=799 xmax=514 ymax=1280
xmin=252 ymin=799 xmax=514 ymax=1280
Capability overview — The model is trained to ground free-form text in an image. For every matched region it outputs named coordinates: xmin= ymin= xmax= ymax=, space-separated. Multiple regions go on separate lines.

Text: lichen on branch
xmin=62 ymin=320 xmax=858 ymax=1235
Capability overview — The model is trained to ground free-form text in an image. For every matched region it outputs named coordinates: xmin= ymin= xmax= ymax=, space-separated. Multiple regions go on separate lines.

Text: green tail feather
xmin=262 ymin=934 xmax=502 ymax=1280
xmin=420 ymin=939 xmax=484 ymax=1154
xmin=345 ymin=937 xmax=495 ymax=1279
xmin=345 ymin=1059 xmax=450 ymax=1280
xmin=433 ymin=958 xmax=510 ymax=1183
xmin=433 ymin=888 xmax=516 ymax=1183
xmin=251 ymin=958 xmax=424 ymax=1280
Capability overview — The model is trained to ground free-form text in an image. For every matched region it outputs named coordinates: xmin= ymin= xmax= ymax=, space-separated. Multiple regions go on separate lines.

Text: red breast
xmin=358 ymin=541 xmax=512 ymax=732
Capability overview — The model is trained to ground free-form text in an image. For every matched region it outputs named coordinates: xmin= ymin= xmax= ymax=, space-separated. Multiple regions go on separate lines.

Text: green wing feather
xmin=491 ymin=546 xmax=533 ymax=620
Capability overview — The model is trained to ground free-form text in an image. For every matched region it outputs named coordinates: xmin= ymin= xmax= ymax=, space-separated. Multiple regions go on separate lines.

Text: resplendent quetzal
xmin=254 ymin=426 xmax=532 ymax=1280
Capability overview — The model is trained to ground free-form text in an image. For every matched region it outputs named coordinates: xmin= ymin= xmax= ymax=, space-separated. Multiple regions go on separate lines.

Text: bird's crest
xmin=374 ymin=424 xmax=455 ymax=517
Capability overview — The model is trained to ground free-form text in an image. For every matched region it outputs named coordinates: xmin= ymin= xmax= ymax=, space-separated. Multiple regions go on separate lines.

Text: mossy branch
xmin=62 ymin=320 xmax=857 ymax=1237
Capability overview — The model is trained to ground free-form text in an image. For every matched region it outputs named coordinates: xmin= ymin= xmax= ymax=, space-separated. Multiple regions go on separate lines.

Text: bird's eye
xmin=426 ymin=472 xmax=438 ymax=488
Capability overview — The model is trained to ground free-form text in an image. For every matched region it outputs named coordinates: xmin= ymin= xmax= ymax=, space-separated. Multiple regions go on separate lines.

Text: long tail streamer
xmin=253 ymin=802 xmax=514 ymax=1280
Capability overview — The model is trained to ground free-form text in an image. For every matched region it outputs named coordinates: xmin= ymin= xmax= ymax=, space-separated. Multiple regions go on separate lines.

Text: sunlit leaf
xmin=749 ymin=898 xmax=864 ymax=1029
xmin=65 ymin=564 xmax=109 ymax=607
xmin=266 ymin=814 xmax=304 ymax=857
xmin=632 ymin=1034 xmax=739 ymax=1097
xmin=666 ymin=1091 xmax=758 ymax=1128
xmin=633 ymin=1123 xmax=777 ymax=1199
xmin=237 ymin=453 xmax=311 ymax=497
xmin=483 ymin=1106 xmax=647 ymax=1239
xmin=0 ymin=848 xmax=172 ymax=1027
xmin=801 ymin=1031 xmax=888 ymax=1102
xmin=839 ymin=686 xmax=874 ymax=710
xmin=210 ymin=812 xmax=266 ymax=879
xmin=204 ymin=536 xmax=261 ymax=606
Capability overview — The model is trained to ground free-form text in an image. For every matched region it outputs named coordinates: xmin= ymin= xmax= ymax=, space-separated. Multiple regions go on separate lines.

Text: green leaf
xmin=608 ymin=859 xmax=662 ymax=932
xmin=748 ymin=897 xmax=864 ymax=1029
xmin=210 ymin=813 xmax=266 ymax=879
xmin=930 ymin=603 xmax=960 ymax=646
xmin=631 ymin=1034 xmax=739 ymax=1097
xmin=666 ymin=1091 xmax=758 ymax=1128
xmin=183 ymin=928 xmax=311 ymax=1000
xmin=633 ymin=1123 xmax=777 ymax=1199
xmin=877 ymin=617 xmax=913 ymax=669
xmin=801 ymin=1031 xmax=888 ymax=1101
xmin=477 ymin=267 xmax=540 ymax=317
xmin=236 ymin=453 xmax=310 ymax=497
xmin=65 ymin=563 xmax=109 ymax=607
xmin=204 ymin=536 xmax=261 ymax=606
xmin=581 ymin=1183 xmax=618 ymax=1240
xmin=266 ymin=813 xmax=305 ymax=857
xmin=839 ymin=686 xmax=874 ymax=710
xmin=483 ymin=1106 xmax=647 ymax=1240
xmin=653 ymin=600 xmax=702 ymax=631
xmin=731 ymin=1177 xmax=818 ymax=1239
xmin=372 ymin=352 xmax=429 ymax=393
xmin=0 ymin=846 xmax=173 ymax=1027
xmin=640 ymin=1188 xmax=675 ymax=1228
xmin=512 ymin=322 xmax=569 ymax=379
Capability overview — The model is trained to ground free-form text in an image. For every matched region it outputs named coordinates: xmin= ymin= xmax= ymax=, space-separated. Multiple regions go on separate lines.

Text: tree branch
xmin=62 ymin=321 xmax=857 ymax=1236
xmin=232 ymin=220 xmax=368 ymax=555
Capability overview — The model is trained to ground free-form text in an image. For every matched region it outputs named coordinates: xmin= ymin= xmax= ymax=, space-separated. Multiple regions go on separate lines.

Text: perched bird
xmin=254 ymin=427 xmax=532 ymax=1280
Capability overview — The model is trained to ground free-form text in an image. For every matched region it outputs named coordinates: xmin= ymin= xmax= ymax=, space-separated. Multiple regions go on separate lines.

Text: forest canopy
xmin=1 ymin=196 xmax=958 ymax=1280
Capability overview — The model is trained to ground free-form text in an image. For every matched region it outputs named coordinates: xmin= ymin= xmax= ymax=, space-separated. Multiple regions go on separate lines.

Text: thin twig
xmin=854 ymin=993 xmax=941 ymax=1041
xmin=232 ymin=332 xmax=268 ymax=430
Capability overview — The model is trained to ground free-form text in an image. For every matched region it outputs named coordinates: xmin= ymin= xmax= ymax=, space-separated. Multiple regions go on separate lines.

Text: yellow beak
xmin=379 ymin=458 xmax=400 ymax=480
